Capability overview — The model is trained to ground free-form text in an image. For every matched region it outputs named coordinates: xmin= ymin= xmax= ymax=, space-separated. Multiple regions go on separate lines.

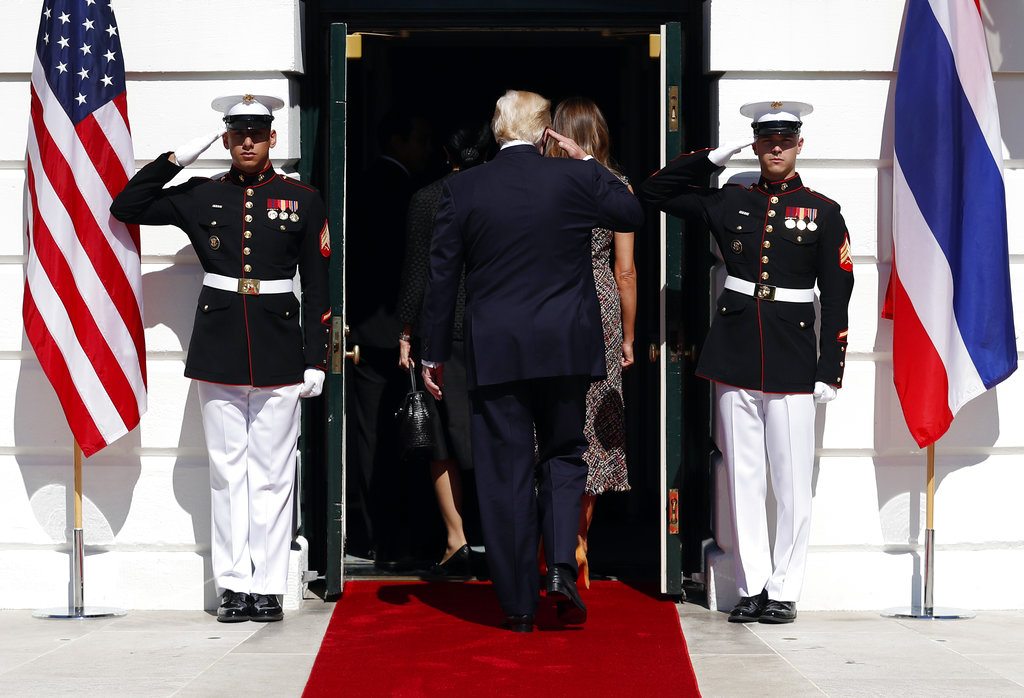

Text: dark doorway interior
xmin=339 ymin=28 xmax=668 ymax=581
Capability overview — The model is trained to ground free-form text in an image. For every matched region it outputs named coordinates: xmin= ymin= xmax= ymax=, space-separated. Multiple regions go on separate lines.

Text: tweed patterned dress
xmin=582 ymin=188 xmax=631 ymax=494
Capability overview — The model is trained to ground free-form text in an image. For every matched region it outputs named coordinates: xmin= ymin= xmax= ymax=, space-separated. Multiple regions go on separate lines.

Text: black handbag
xmin=395 ymin=362 xmax=436 ymax=461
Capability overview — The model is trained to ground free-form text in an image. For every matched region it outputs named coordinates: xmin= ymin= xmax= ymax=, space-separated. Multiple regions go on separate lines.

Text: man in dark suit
xmin=419 ymin=90 xmax=644 ymax=632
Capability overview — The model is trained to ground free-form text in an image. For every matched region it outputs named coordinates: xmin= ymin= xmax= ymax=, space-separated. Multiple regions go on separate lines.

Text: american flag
xmin=24 ymin=0 xmax=146 ymax=457
xmin=885 ymin=0 xmax=1016 ymax=447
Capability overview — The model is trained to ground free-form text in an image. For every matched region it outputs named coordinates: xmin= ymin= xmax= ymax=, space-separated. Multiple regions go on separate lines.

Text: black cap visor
xmin=752 ymin=120 xmax=802 ymax=136
xmin=224 ymin=114 xmax=274 ymax=131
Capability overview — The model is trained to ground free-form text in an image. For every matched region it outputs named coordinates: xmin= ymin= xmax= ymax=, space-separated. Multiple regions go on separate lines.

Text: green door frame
xmin=659 ymin=21 xmax=684 ymax=596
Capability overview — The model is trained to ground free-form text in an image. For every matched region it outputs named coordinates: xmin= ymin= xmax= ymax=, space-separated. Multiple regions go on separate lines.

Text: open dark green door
xmin=659 ymin=21 xmax=684 ymax=596
xmin=324 ymin=22 xmax=348 ymax=596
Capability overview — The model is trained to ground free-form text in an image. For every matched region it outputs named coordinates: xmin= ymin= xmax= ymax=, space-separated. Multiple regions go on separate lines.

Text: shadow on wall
xmin=15 ymin=242 xmax=215 ymax=607
xmin=871 ymin=4 xmax=1005 ymax=609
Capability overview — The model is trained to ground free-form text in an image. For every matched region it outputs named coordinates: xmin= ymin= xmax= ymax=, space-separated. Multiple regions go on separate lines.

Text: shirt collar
xmin=500 ymin=139 xmax=538 ymax=150
xmin=756 ymin=172 xmax=802 ymax=196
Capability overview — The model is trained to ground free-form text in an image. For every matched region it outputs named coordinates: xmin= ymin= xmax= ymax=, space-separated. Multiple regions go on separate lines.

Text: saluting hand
xmin=171 ymin=129 xmax=226 ymax=168
xmin=544 ymin=128 xmax=589 ymax=160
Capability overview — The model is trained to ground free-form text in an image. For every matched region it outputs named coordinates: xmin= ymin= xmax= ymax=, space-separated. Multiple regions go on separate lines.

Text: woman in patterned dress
xmin=546 ymin=97 xmax=636 ymax=587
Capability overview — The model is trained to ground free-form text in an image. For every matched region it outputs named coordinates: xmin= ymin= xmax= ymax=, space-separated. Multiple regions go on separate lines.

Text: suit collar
xmin=756 ymin=172 xmax=803 ymax=196
xmin=496 ymin=143 xmax=541 ymax=158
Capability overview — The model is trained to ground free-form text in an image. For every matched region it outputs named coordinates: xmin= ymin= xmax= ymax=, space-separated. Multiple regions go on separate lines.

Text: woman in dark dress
xmin=546 ymin=97 xmax=636 ymax=587
xmin=396 ymin=124 xmax=493 ymax=576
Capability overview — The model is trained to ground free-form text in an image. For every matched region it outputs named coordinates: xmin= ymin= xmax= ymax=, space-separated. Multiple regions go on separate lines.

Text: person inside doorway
xmin=638 ymin=101 xmax=854 ymax=624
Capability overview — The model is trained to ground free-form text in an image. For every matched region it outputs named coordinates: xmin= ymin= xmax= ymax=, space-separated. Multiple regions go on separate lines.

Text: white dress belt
xmin=724 ymin=276 xmax=815 ymax=303
xmin=203 ymin=272 xmax=293 ymax=295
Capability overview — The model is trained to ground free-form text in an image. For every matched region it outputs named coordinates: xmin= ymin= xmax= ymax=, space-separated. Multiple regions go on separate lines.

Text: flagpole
xmin=33 ymin=441 xmax=125 ymax=620
xmin=882 ymin=443 xmax=973 ymax=621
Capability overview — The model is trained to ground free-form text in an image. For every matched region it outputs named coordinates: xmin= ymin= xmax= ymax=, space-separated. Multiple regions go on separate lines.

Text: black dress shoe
xmin=249 ymin=593 xmax=283 ymax=622
xmin=428 ymin=544 xmax=472 ymax=579
xmin=502 ymin=614 xmax=534 ymax=633
xmin=728 ymin=589 xmax=768 ymax=623
xmin=216 ymin=590 xmax=251 ymax=623
xmin=759 ymin=599 xmax=797 ymax=624
xmin=545 ymin=564 xmax=587 ymax=625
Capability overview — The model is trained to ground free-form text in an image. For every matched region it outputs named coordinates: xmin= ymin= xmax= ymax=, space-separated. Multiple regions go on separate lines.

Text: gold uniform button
xmin=840 ymin=361 xmax=845 ymax=367
xmin=203 ymin=304 xmax=209 ymax=311
xmin=761 ymin=256 xmax=769 ymax=263
xmin=768 ymin=210 xmax=776 ymax=217
xmin=285 ymin=311 xmax=290 ymax=317
xmin=244 ymin=231 xmax=252 ymax=239
xmin=721 ymin=307 xmax=727 ymax=313
xmin=797 ymin=235 xmax=803 ymax=242
xmin=246 ymin=188 xmax=254 ymax=196
xmin=763 ymin=240 xmax=771 ymax=248
xmin=245 ymin=214 xmax=252 ymax=223
xmin=765 ymin=225 xmax=773 ymax=233
xmin=761 ymin=272 xmax=769 ymax=280
xmin=243 ymin=247 xmax=251 ymax=255
xmin=210 ymin=220 xmax=217 ymax=226
xmin=244 ymin=264 xmax=252 ymax=272
xmin=770 ymin=196 xmax=779 ymax=204
xmin=280 ymin=225 xmax=286 ymax=231
xmin=799 ymin=321 xmax=806 ymax=328
xmin=245 ymin=201 xmax=253 ymax=209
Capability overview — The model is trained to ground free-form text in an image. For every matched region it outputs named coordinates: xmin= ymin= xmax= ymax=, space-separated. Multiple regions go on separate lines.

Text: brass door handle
xmin=345 ymin=345 xmax=360 ymax=365
xmin=648 ymin=343 xmax=660 ymax=363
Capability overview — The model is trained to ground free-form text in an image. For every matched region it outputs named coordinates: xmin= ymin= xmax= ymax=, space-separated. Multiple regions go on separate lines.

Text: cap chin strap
xmin=752 ymin=120 xmax=802 ymax=135
xmin=224 ymin=115 xmax=275 ymax=130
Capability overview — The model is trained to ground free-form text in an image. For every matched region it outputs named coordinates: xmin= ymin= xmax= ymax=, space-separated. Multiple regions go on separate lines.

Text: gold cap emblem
xmin=242 ymin=94 xmax=256 ymax=104
xmin=771 ymin=101 xmax=783 ymax=108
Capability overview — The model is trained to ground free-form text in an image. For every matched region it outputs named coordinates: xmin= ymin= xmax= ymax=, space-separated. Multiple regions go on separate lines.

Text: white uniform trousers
xmin=715 ymin=383 xmax=815 ymax=602
xmin=197 ymin=380 xmax=301 ymax=596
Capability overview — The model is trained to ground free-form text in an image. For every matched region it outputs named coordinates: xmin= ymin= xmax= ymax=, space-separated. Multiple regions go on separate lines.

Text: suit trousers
xmin=715 ymin=383 xmax=815 ymax=602
xmin=197 ymin=380 xmax=301 ymax=596
xmin=470 ymin=375 xmax=590 ymax=616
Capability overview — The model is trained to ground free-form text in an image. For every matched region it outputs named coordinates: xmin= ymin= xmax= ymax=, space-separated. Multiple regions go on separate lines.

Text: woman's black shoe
xmin=428 ymin=544 xmax=472 ymax=578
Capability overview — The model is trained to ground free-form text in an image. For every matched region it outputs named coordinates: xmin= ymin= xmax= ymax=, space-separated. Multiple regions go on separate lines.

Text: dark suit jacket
xmin=110 ymin=156 xmax=331 ymax=387
xmin=419 ymin=144 xmax=644 ymax=389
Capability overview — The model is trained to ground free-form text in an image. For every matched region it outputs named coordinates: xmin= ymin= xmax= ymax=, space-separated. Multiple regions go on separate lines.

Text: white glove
xmin=813 ymin=381 xmax=837 ymax=404
xmin=173 ymin=129 xmax=224 ymax=168
xmin=299 ymin=368 xmax=325 ymax=398
xmin=708 ymin=138 xmax=756 ymax=167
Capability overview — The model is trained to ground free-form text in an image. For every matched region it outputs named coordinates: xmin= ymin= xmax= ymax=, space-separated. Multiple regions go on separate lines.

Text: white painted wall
xmin=705 ymin=0 xmax=1024 ymax=610
xmin=2 ymin=0 xmax=1021 ymax=612
xmin=0 ymin=0 xmax=306 ymax=610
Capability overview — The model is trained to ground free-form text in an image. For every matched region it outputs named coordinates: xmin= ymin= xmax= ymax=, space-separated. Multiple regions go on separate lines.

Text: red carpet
xmin=303 ymin=580 xmax=701 ymax=697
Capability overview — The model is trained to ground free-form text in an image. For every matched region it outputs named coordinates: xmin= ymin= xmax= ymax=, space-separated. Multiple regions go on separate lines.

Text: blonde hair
xmin=491 ymin=90 xmax=551 ymax=146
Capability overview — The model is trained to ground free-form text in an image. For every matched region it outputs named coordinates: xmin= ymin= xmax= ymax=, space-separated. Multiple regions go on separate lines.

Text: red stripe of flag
xmin=29 ymin=90 xmax=147 ymax=387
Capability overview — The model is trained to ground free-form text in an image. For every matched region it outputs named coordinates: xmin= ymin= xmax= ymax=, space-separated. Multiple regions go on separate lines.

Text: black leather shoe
xmin=545 ymin=564 xmax=587 ymax=625
xmin=249 ymin=593 xmax=283 ymax=622
xmin=728 ymin=589 xmax=768 ymax=623
xmin=216 ymin=591 xmax=251 ymax=623
xmin=759 ymin=599 xmax=797 ymax=624
xmin=502 ymin=614 xmax=534 ymax=633
xmin=428 ymin=544 xmax=472 ymax=579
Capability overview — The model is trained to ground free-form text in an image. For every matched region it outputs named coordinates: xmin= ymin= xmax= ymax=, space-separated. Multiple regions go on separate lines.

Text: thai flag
xmin=885 ymin=0 xmax=1016 ymax=448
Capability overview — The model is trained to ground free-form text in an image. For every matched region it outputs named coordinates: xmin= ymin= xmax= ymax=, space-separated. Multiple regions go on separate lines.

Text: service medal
xmin=796 ymin=219 xmax=807 ymax=230
xmin=785 ymin=219 xmax=797 ymax=229
xmin=290 ymin=213 xmax=299 ymax=223
xmin=807 ymin=221 xmax=818 ymax=232
xmin=268 ymin=209 xmax=278 ymax=220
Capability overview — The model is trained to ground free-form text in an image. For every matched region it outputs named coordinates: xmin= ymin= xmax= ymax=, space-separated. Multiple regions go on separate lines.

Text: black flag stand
xmin=882 ymin=444 xmax=974 ymax=620
xmin=34 ymin=441 xmax=126 ymax=619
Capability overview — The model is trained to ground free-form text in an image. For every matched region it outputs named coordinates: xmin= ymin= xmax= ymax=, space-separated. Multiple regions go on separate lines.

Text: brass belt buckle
xmin=755 ymin=283 xmax=776 ymax=301
xmin=238 ymin=278 xmax=260 ymax=295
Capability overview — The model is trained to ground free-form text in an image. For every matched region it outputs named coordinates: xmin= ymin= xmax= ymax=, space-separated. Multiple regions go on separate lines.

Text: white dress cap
xmin=211 ymin=94 xmax=285 ymax=117
xmin=739 ymin=101 xmax=813 ymax=135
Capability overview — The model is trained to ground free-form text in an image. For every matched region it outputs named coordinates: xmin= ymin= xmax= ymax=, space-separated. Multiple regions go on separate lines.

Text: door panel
xmin=325 ymin=21 xmax=348 ymax=596
xmin=659 ymin=20 xmax=684 ymax=596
